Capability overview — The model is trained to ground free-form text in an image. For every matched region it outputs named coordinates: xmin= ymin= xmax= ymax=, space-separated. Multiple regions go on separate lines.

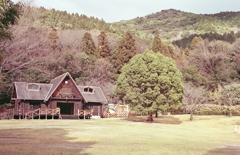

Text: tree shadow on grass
xmin=204 ymin=145 xmax=240 ymax=155
xmin=123 ymin=116 xmax=182 ymax=124
xmin=0 ymin=128 xmax=95 ymax=155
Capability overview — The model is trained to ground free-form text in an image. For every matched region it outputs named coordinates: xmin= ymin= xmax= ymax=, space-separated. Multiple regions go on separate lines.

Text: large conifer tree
xmin=115 ymin=50 xmax=183 ymax=122
xmin=113 ymin=30 xmax=137 ymax=74
xmin=98 ymin=31 xmax=110 ymax=58
xmin=81 ymin=32 xmax=98 ymax=57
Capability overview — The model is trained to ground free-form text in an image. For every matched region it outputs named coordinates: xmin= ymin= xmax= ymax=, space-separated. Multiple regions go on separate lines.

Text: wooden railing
xmin=78 ymin=110 xmax=92 ymax=119
xmin=102 ymin=112 xmax=129 ymax=118
xmin=24 ymin=108 xmax=61 ymax=119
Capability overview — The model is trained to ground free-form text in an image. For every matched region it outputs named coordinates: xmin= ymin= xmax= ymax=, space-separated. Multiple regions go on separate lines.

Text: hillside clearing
xmin=0 ymin=115 xmax=240 ymax=155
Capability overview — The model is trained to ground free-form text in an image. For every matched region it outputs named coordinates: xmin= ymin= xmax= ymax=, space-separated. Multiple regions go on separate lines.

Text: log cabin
xmin=11 ymin=72 xmax=107 ymax=119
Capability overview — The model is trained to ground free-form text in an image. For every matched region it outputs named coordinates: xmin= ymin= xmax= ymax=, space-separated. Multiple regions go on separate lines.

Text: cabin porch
xmin=12 ymin=108 xmax=96 ymax=120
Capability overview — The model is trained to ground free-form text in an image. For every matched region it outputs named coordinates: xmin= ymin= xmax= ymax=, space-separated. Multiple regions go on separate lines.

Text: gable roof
xmin=44 ymin=72 xmax=83 ymax=101
xmin=11 ymin=72 xmax=107 ymax=103
xmin=14 ymin=82 xmax=52 ymax=100
xmin=78 ymin=86 xmax=107 ymax=103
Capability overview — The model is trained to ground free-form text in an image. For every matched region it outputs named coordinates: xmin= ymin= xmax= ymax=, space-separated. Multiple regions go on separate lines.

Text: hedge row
xmin=188 ymin=104 xmax=240 ymax=116
xmin=195 ymin=110 xmax=240 ymax=116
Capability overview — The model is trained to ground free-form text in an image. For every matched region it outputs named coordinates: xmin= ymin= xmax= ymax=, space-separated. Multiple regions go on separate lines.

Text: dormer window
xmin=83 ymin=87 xmax=94 ymax=93
xmin=27 ymin=84 xmax=40 ymax=91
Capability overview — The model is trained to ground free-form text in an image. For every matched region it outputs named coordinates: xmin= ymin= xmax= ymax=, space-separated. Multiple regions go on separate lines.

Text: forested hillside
xmin=1 ymin=2 xmax=240 ymax=111
xmin=114 ymin=9 xmax=240 ymax=44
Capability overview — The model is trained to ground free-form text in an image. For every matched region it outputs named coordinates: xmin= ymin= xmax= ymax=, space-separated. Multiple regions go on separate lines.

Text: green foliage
xmin=151 ymin=28 xmax=162 ymax=53
xmin=48 ymin=27 xmax=58 ymax=50
xmin=112 ymin=30 xmax=137 ymax=74
xmin=115 ymin=50 xmax=183 ymax=114
xmin=0 ymin=49 xmax=3 ymax=63
xmin=181 ymin=66 xmax=207 ymax=86
xmin=114 ymin=9 xmax=240 ymax=43
xmin=0 ymin=1 xmax=21 ymax=101
xmin=220 ymin=83 xmax=240 ymax=117
xmin=0 ymin=0 xmax=22 ymax=41
xmin=173 ymin=31 xmax=239 ymax=49
xmin=20 ymin=7 xmax=116 ymax=33
xmin=191 ymin=104 xmax=240 ymax=116
xmin=81 ymin=32 xmax=98 ymax=57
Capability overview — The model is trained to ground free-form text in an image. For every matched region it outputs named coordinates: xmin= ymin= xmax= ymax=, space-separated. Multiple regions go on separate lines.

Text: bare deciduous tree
xmin=190 ymin=39 xmax=236 ymax=91
xmin=183 ymin=85 xmax=208 ymax=121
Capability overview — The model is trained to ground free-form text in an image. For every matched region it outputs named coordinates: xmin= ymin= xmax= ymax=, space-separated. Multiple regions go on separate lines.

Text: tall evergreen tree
xmin=81 ymin=32 xmax=98 ymax=57
xmin=113 ymin=30 xmax=137 ymax=74
xmin=151 ymin=28 xmax=162 ymax=53
xmin=98 ymin=31 xmax=110 ymax=59
xmin=48 ymin=27 xmax=58 ymax=51
xmin=115 ymin=50 xmax=183 ymax=122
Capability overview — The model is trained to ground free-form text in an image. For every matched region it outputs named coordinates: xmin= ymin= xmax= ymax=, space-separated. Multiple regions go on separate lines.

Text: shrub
xmin=186 ymin=104 xmax=240 ymax=116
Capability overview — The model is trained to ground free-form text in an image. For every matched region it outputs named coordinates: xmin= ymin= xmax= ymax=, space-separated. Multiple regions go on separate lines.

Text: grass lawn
xmin=0 ymin=115 xmax=240 ymax=155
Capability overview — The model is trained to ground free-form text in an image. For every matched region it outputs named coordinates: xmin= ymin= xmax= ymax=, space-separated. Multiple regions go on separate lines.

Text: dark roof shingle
xmin=13 ymin=72 xmax=107 ymax=103
xmin=78 ymin=86 xmax=107 ymax=103
xmin=14 ymin=82 xmax=52 ymax=100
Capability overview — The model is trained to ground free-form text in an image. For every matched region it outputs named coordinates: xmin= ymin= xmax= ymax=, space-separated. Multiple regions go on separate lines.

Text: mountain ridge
xmin=112 ymin=9 xmax=240 ymax=43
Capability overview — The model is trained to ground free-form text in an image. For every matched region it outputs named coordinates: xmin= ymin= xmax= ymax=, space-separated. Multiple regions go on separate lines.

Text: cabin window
xmin=83 ymin=87 xmax=94 ymax=93
xmin=27 ymin=84 xmax=40 ymax=91
xmin=29 ymin=102 xmax=40 ymax=109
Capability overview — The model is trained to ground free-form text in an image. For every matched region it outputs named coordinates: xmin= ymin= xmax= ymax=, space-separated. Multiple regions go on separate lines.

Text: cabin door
xmin=57 ymin=103 xmax=74 ymax=115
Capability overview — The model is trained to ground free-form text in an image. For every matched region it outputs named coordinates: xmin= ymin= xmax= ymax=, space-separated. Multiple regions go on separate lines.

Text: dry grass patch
xmin=0 ymin=120 xmax=95 ymax=155
xmin=0 ymin=116 xmax=240 ymax=155
xmin=124 ymin=115 xmax=182 ymax=124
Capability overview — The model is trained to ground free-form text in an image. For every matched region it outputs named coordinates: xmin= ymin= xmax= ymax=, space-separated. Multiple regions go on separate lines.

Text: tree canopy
xmin=0 ymin=0 xmax=21 ymax=41
xmin=151 ymin=28 xmax=162 ymax=53
xmin=114 ymin=50 xmax=183 ymax=121
xmin=98 ymin=31 xmax=110 ymax=59
xmin=189 ymin=40 xmax=236 ymax=91
xmin=112 ymin=30 xmax=137 ymax=74
xmin=81 ymin=32 xmax=98 ymax=57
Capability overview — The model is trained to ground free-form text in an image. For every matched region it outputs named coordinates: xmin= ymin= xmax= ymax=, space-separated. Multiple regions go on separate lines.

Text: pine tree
xmin=81 ymin=32 xmax=98 ymax=57
xmin=151 ymin=28 xmax=162 ymax=53
xmin=115 ymin=50 xmax=183 ymax=122
xmin=98 ymin=31 xmax=110 ymax=59
xmin=113 ymin=30 xmax=137 ymax=74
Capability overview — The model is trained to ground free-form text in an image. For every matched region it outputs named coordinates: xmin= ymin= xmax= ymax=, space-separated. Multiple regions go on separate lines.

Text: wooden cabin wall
xmin=24 ymin=102 xmax=29 ymax=113
xmin=52 ymin=76 xmax=83 ymax=99
xmin=74 ymin=102 xmax=82 ymax=115
xmin=49 ymin=100 xmax=83 ymax=115
xmin=14 ymin=101 xmax=29 ymax=116
xmin=41 ymin=102 xmax=48 ymax=109
xmin=83 ymin=103 xmax=103 ymax=116
xmin=49 ymin=100 xmax=57 ymax=109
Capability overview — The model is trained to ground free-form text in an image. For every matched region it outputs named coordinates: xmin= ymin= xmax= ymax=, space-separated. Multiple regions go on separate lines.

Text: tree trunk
xmin=147 ymin=111 xmax=154 ymax=123
xmin=229 ymin=105 xmax=232 ymax=117
xmin=155 ymin=111 xmax=158 ymax=118
xmin=190 ymin=111 xmax=194 ymax=121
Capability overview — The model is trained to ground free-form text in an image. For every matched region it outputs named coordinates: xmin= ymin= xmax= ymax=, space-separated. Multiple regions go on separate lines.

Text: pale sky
xmin=13 ymin=0 xmax=240 ymax=23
